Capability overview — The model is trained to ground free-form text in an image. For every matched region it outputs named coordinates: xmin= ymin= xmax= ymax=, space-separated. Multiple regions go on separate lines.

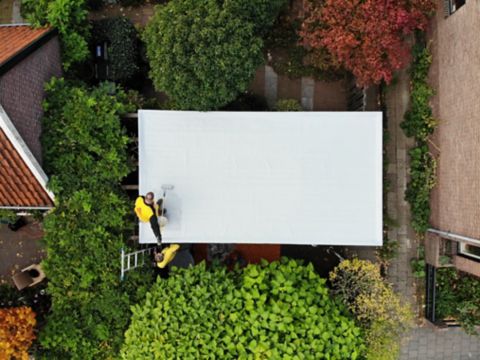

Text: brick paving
xmin=250 ymin=65 xmax=348 ymax=111
xmin=400 ymin=327 xmax=480 ymax=360
xmin=0 ymin=221 xmax=45 ymax=285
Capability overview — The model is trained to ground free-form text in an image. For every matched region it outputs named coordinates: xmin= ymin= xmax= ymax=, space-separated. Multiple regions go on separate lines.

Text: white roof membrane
xmin=138 ymin=111 xmax=382 ymax=245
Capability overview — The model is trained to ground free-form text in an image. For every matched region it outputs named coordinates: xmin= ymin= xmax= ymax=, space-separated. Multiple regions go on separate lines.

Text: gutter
xmin=428 ymin=228 xmax=480 ymax=246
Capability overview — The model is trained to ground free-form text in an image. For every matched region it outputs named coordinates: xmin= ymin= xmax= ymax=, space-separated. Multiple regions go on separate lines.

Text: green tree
xmin=38 ymin=78 xmax=153 ymax=359
xmin=21 ymin=0 xmax=90 ymax=69
xmin=143 ymin=0 xmax=285 ymax=110
xmin=122 ymin=259 xmax=365 ymax=359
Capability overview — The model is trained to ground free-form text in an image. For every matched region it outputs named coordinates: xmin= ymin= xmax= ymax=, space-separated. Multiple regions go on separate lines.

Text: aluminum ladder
xmin=120 ymin=246 xmax=154 ymax=281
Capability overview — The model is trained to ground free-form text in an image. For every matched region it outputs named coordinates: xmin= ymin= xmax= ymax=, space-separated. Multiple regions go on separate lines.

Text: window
xmin=446 ymin=0 xmax=466 ymax=16
xmin=459 ymin=242 xmax=480 ymax=261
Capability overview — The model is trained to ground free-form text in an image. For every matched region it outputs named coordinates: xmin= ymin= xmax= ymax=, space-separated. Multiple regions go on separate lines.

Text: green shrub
xmin=275 ymin=98 xmax=302 ymax=111
xmin=41 ymin=78 xmax=132 ymax=196
xmin=21 ymin=0 xmax=90 ymax=70
xmin=330 ymin=259 xmax=413 ymax=360
xmin=122 ymin=259 xmax=365 ymax=359
xmin=436 ymin=268 xmax=480 ymax=335
xmin=143 ymin=0 xmax=284 ymax=110
xmin=38 ymin=78 xmax=153 ymax=359
xmin=91 ymin=17 xmax=139 ymax=82
xmin=405 ymin=144 xmax=436 ymax=233
xmin=410 ymin=246 xmax=426 ymax=279
xmin=224 ymin=0 xmax=287 ymax=34
xmin=0 ymin=209 xmax=19 ymax=223
xmin=400 ymin=42 xmax=437 ymax=234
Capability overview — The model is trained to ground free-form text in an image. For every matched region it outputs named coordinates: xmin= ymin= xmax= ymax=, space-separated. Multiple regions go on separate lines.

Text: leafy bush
xmin=143 ymin=0 xmax=285 ymax=110
xmin=41 ymin=78 xmax=131 ymax=196
xmin=91 ymin=17 xmax=140 ymax=82
xmin=0 ymin=209 xmax=19 ymax=223
xmin=401 ymin=45 xmax=436 ymax=140
xmin=400 ymin=42 xmax=437 ymax=234
xmin=410 ymin=246 xmax=426 ymax=279
xmin=436 ymin=268 xmax=480 ymax=335
xmin=275 ymin=98 xmax=302 ymax=111
xmin=122 ymin=259 xmax=365 ymax=359
xmin=21 ymin=0 xmax=90 ymax=70
xmin=330 ymin=259 xmax=413 ymax=360
xmin=0 ymin=307 xmax=36 ymax=360
xmin=224 ymin=0 xmax=286 ymax=35
xmin=38 ymin=78 xmax=153 ymax=359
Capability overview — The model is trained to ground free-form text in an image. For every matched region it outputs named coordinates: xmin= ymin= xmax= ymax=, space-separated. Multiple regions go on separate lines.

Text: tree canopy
xmin=300 ymin=0 xmax=435 ymax=86
xmin=143 ymin=0 xmax=285 ymax=110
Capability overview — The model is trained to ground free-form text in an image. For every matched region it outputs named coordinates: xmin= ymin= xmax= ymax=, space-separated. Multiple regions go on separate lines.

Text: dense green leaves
xmin=41 ymin=78 xmax=131 ymax=197
xmin=143 ymin=0 xmax=285 ymax=110
xmin=400 ymin=43 xmax=437 ymax=233
xmin=21 ymin=0 xmax=90 ymax=69
xmin=91 ymin=17 xmax=140 ymax=82
xmin=436 ymin=268 xmax=480 ymax=335
xmin=122 ymin=259 xmax=365 ymax=359
xmin=38 ymin=79 xmax=152 ymax=359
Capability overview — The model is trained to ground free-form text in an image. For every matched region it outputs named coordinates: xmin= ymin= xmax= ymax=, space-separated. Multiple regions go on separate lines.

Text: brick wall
xmin=428 ymin=0 xmax=480 ymax=240
xmin=0 ymin=36 xmax=62 ymax=165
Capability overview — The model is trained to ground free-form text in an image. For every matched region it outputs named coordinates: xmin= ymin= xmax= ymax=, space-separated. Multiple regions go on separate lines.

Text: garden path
xmin=386 ymin=66 xmax=480 ymax=360
xmin=250 ymin=65 xmax=348 ymax=111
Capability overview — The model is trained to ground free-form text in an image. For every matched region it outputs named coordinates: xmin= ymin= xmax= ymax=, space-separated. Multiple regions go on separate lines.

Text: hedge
xmin=38 ymin=78 xmax=153 ymax=359
xmin=400 ymin=42 xmax=437 ymax=233
xmin=122 ymin=259 xmax=365 ymax=359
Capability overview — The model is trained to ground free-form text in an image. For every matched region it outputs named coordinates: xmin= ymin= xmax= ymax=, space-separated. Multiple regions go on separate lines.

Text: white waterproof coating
xmin=138 ymin=111 xmax=382 ymax=245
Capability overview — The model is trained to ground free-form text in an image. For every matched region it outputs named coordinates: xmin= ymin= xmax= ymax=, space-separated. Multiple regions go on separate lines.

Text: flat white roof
xmin=139 ymin=111 xmax=382 ymax=245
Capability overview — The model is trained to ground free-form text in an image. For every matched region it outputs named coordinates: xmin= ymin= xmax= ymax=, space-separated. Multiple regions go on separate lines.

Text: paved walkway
xmin=254 ymin=65 xmax=348 ymax=111
xmin=0 ymin=221 xmax=45 ymax=285
xmin=385 ymin=68 xmax=417 ymax=310
xmin=385 ymin=67 xmax=480 ymax=360
xmin=400 ymin=327 xmax=480 ymax=360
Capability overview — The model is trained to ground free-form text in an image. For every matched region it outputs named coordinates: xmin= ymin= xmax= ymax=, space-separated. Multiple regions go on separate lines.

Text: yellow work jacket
xmin=134 ymin=197 xmax=158 ymax=223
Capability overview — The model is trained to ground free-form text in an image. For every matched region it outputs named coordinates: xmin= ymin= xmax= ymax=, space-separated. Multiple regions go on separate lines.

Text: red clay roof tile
xmin=0 ymin=25 xmax=51 ymax=66
xmin=0 ymin=128 xmax=53 ymax=207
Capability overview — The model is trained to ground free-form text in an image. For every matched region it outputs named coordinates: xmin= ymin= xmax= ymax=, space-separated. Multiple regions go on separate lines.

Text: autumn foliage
xmin=300 ymin=0 xmax=436 ymax=87
xmin=0 ymin=307 xmax=36 ymax=360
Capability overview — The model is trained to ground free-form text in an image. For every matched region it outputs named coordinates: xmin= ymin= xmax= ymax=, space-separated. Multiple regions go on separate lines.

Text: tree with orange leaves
xmin=0 ymin=307 xmax=36 ymax=360
xmin=299 ymin=0 xmax=435 ymax=87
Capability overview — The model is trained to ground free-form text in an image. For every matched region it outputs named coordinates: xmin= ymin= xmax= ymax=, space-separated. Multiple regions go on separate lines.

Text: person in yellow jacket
xmin=135 ymin=192 xmax=179 ymax=273
xmin=134 ymin=192 xmax=163 ymax=243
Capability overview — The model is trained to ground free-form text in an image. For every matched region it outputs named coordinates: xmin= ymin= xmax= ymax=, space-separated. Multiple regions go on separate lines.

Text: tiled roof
xmin=0 ymin=127 xmax=53 ymax=207
xmin=0 ymin=25 xmax=51 ymax=66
